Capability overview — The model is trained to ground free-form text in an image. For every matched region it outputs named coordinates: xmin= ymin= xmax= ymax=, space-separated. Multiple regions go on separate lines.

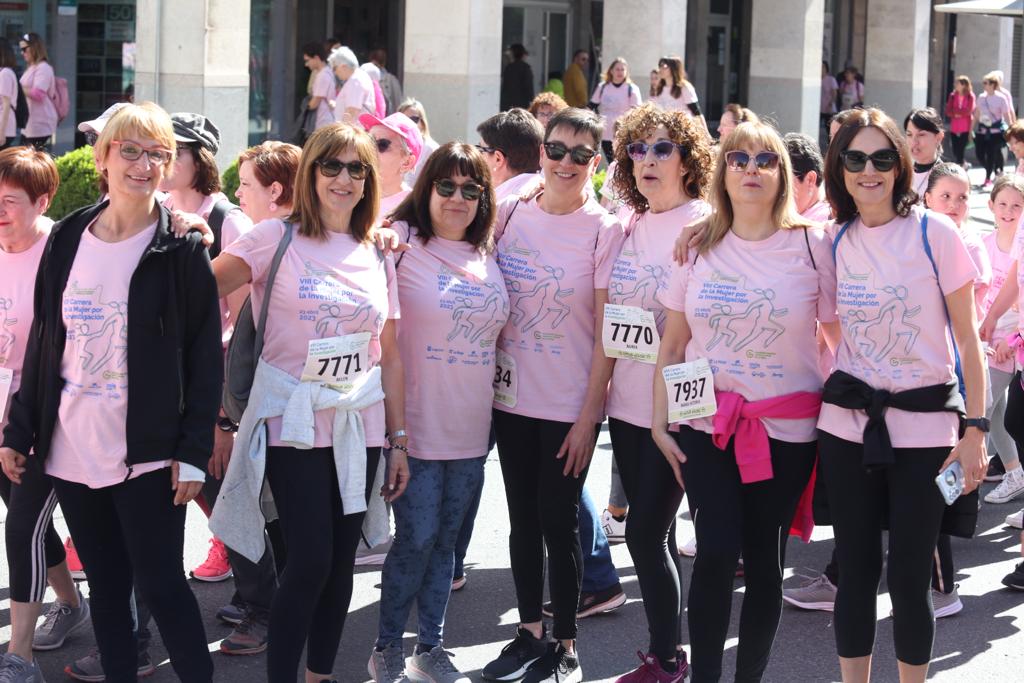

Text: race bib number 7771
xmin=300 ymin=332 xmax=371 ymax=393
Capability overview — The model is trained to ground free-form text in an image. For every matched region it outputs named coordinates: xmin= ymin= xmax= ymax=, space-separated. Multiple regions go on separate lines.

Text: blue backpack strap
xmin=920 ymin=211 xmax=966 ymax=400
xmin=831 ymin=218 xmax=854 ymax=261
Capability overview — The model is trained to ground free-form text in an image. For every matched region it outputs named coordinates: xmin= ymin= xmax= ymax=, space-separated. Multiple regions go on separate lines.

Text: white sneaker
xmin=932 ymin=587 xmax=964 ymax=618
xmin=600 ymin=509 xmax=626 ymax=544
xmin=356 ymin=536 xmax=394 ymax=566
xmin=678 ymin=537 xmax=697 ymax=557
xmin=1006 ymin=508 xmax=1024 ymax=529
xmin=985 ymin=467 xmax=1024 ymax=504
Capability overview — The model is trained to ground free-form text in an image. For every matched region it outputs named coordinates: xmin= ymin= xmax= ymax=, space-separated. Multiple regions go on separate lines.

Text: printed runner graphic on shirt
xmin=838 ymin=269 xmax=924 ymax=376
xmin=0 ymin=298 xmax=17 ymax=364
xmin=610 ymin=246 xmax=669 ymax=326
xmin=63 ymin=282 xmax=128 ymax=399
xmin=428 ymin=264 xmax=506 ymax=370
xmin=500 ymin=239 xmax=575 ymax=335
xmin=298 ymin=260 xmax=384 ymax=339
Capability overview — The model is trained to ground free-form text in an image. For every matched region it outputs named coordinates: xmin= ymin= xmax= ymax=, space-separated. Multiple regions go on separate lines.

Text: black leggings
xmin=976 ymin=130 xmax=1006 ymax=180
xmin=609 ymin=418 xmax=684 ymax=661
xmin=0 ymin=454 xmax=64 ymax=603
xmin=818 ymin=431 xmax=947 ymax=665
xmin=52 ymin=468 xmax=213 ymax=683
xmin=676 ymin=426 xmax=815 ymax=683
xmin=19 ymin=134 xmax=50 ymax=152
xmin=950 ymin=132 xmax=969 ymax=166
xmin=265 ymin=445 xmax=379 ymax=681
xmin=493 ymin=409 xmax=596 ymax=641
xmin=601 ymin=140 xmax=615 ymax=164
xmin=1003 ymin=371 xmax=1024 ymax=446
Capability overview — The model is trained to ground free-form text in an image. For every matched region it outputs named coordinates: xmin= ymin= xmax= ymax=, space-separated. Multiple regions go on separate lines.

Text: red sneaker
xmin=190 ymin=537 xmax=233 ymax=582
xmin=64 ymin=537 xmax=86 ymax=580
xmin=615 ymin=651 xmax=688 ymax=682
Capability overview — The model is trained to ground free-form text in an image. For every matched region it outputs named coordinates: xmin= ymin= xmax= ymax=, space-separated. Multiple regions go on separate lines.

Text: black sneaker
xmin=541 ymin=582 xmax=627 ymax=619
xmin=482 ymin=626 xmax=549 ymax=681
xmin=1003 ymin=561 xmax=1024 ymax=590
xmin=522 ymin=642 xmax=582 ymax=683
xmin=986 ymin=457 xmax=1007 ymax=482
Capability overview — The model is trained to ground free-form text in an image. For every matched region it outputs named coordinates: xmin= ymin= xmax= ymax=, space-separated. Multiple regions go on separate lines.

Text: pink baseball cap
xmin=359 ymin=112 xmax=424 ymax=166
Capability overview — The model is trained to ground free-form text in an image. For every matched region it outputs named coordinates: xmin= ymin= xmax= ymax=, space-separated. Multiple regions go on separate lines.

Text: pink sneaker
xmin=190 ymin=537 xmax=233 ymax=582
xmin=615 ymin=651 xmax=688 ymax=682
xmin=64 ymin=537 xmax=86 ymax=580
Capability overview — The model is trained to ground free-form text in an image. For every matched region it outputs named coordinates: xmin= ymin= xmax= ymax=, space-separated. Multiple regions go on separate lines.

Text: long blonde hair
xmin=697 ymin=121 xmax=811 ymax=254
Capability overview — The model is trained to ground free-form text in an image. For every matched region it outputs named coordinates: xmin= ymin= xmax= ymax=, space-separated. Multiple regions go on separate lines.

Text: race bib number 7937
xmin=662 ymin=358 xmax=716 ymax=422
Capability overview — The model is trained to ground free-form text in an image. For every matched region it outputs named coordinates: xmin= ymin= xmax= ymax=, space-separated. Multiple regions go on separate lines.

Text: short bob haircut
xmin=0 ymin=146 xmax=59 ymax=203
xmin=181 ymin=143 xmax=221 ymax=196
xmin=697 ymin=121 xmax=812 ymax=254
xmin=94 ymin=102 xmax=177 ymax=195
xmin=290 ymin=122 xmax=380 ymax=243
xmin=824 ymin=107 xmax=916 ymax=223
xmin=390 ymin=142 xmax=496 ymax=252
xmin=544 ymin=107 xmax=603 ymax=149
xmin=476 ymin=108 xmax=543 ymax=175
xmin=0 ymin=38 xmax=17 ymax=70
xmin=528 ymin=91 xmax=568 ymax=119
xmin=612 ymin=102 xmax=713 ymax=213
xmin=237 ymin=141 xmax=301 ymax=207
xmin=1005 ymin=120 xmax=1024 ymax=144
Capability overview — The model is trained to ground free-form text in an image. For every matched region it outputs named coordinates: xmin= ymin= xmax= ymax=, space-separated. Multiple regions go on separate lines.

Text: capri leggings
xmin=608 ymin=418 xmax=684 ymax=662
xmin=1002 ymin=371 xmax=1024 ymax=465
xmin=818 ymin=431 xmax=947 ymax=665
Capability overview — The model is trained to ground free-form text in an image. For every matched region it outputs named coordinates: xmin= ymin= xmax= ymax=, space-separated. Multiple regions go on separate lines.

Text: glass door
xmin=706 ymin=16 xmax=730 ymax=129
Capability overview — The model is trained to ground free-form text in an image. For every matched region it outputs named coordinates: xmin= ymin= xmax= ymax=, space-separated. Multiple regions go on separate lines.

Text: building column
xmin=863 ymin=0 xmax=929 ymax=117
xmin=402 ymin=0 xmax=501 ymax=145
xmin=747 ymin=0 xmax=824 ymax=138
xmin=134 ymin=0 xmax=251 ymax=167
xmin=955 ymin=14 xmax=1014 ymax=98
xmin=602 ymin=0 xmax=686 ymax=89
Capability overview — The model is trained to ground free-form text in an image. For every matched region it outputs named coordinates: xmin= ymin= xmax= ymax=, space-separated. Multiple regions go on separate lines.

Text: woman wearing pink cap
xmin=360 ymin=112 xmax=422 ymax=221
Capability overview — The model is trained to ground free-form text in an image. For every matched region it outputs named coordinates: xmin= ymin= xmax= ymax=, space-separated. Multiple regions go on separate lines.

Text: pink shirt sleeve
xmin=223 ymin=219 xmax=286 ymax=284
xmin=658 ymin=260 xmax=692 ymax=312
xmin=929 ymin=213 xmax=980 ymax=295
xmin=312 ymin=68 xmax=334 ymax=99
xmin=810 ymin=229 xmax=839 ymax=323
xmin=384 ymin=253 xmax=400 ymax=320
xmin=594 ymin=217 xmax=627 ymax=289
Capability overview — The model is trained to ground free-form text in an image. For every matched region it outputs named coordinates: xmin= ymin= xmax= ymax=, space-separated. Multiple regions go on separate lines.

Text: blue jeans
xmin=377 ymin=455 xmax=486 ymax=648
xmin=579 ymin=485 xmax=620 ymax=593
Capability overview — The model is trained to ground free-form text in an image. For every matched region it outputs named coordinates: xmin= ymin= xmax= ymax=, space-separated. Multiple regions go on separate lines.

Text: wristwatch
xmin=388 ymin=429 xmax=407 ymax=440
xmin=217 ymin=416 xmax=239 ymax=433
xmin=964 ymin=417 xmax=991 ymax=433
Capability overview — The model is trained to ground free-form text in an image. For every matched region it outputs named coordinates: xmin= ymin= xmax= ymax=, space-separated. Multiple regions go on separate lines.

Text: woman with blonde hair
xmin=717 ymin=103 xmax=759 ymax=141
xmin=589 ymin=57 xmax=643 ymax=163
xmin=399 ymin=98 xmax=440 ymax=183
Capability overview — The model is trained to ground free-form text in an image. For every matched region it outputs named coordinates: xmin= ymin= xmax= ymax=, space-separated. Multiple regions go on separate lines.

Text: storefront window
xmin=77 ymin=0 xmax=135 ymax=146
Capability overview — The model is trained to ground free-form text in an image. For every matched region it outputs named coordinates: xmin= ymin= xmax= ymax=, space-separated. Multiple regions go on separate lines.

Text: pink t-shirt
xmin=312 ymin=67 xmax=337 ymax=130
xmin=0 ymin=223 xmax=51 ymax=428
xmin=801 ymin=199 xmax=832 ymax=224
xmin=379 ymin=187 xmax=410 ymax=223
xmin=818 ymin=208 xmax=978 ymax=448
xmin=47 ymin=221 xmax=171 ymax=488
xmin=982 ymin=230 xmax=1018 ymax=373
xmin=607 ymin=199 xmax=711 ymax=428
xmin=660 ymin=226 xmax=837 ymax=442
xmin=960 ymin=226 xmax=992 ymax=313
xmin=821 ymin=75 xmax=838 ymax=114
xmin=654 ymin=82 xmax=698 ymax=115
xmin=393 ymin=221 xmax=509 ymax=459
xmin=0 ymin=67 xmax=17 ymax=140
xmin=977 ymin=90 xmax=1012 ymax=127
xmin=493 ymin=194 xmax=626 ymax=422
xmin=224 ymin=219 xmax=398 ymax=448
xmin=19 ymin=62 xmax=57 ymax=138
xmin=495 ymin=173 xmax=540 ymax=203
xmin=334 ymin=69 xmax=376 ymax=121
xmin=591 ymin=81 xmax=643 ymax=141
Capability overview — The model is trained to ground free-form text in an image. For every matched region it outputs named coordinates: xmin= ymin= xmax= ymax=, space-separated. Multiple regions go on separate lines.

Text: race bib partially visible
xmin=663 ymin=358 xmax=716 ymax=422
xmin=493 ymin=349 xmax=518 ymax=408
xmin=603 ymin=303 xmax=660 ymax=364
xmin=0 ymin=368 xmax=12 ymax=418
xmin=300 ymin=332 xmax=371 ymax=393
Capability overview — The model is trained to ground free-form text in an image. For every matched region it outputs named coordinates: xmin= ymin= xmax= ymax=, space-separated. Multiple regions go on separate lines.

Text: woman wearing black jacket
xmin=0 ymin=102 xmax=222 ymax=683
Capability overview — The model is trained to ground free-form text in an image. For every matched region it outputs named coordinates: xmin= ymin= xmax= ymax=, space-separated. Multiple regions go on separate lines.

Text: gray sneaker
xmin=356 ymin=536 xmax=394 ymax=566
xmin=407 ymin=646 xmax=470 ymax=683
xmin=782 ymin=573 xmax=837 ymax=612
xmin=0 ymin=653 xmax=46 ymax=683
xmin=367 ymin=643 xmax=408 ymax=683
xmin=32 ymin=588 xmax=90 ymax=650
xmin=932 ymin=587 xmax=964 ymax=618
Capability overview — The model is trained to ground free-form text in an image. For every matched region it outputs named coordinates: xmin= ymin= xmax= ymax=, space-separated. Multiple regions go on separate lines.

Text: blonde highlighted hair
xmin=93 ymin=102 xmax=176 ymax=195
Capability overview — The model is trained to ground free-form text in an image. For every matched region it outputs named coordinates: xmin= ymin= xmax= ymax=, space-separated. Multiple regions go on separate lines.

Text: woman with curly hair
xmin=528 ymin=91 xmax=569 ymax=128
xmin=605 ymin=103 xmax=712 ymax=682
xmin=652 ymin=121 xmax=840 ymax=682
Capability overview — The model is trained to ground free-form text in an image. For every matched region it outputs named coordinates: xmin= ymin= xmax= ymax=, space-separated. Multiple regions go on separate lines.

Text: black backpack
xmin=207 ymin=198 xmax=242 ymax=260
xmin=14 ymin=77 xmax=28 ymax=129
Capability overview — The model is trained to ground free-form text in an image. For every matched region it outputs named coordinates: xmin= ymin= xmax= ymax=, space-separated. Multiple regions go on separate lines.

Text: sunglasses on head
xmin=625 ymin=140 xmax=688 ymax=162
xmin=434 ymin=178 xmax=483 ymax=201
xmin=315 ymin=158 xmax=369 ymax=180
xmin=111 ymin=140 xmax=173 ymax=165
xmin=724 ymin=150 xmax=780 ymax=172
xmin=839 ymin=149 xmax=899 ymax=173
xmin=543 ymin=142 xmax=598 ymax=165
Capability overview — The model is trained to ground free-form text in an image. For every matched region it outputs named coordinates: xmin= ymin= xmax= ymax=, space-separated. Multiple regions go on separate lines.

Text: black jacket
xmin=2 ymin=201 xmax=223 ymax=474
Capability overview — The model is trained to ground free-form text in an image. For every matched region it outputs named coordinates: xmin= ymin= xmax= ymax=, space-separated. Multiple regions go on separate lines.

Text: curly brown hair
xmin=612 ymin=103 xmax=713 ymax=213
xmin=528 ymin=92 xmax=568 ymax=118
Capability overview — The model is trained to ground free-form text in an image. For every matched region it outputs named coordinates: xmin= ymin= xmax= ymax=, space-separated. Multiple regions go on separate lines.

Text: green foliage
xmin=48 ymin=145 xmax=101 ymax=221
xmin=592 ymin=168 xmax=606 ymax=197
xmin=221 ymin=159 xmax=240 ymax=205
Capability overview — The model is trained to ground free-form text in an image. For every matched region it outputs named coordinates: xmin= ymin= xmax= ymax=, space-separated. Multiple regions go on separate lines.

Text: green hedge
xmin=48 ymin=145 xmax=101 ymax=221
xmin=592 ymin=168 xmax=606 ymax=197
xmin=220 ymin=159 xmax=239 ymax=205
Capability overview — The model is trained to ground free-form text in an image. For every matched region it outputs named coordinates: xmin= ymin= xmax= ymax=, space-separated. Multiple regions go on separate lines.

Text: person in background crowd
xmin=589 ymin=57 xmax=642 ymax=163
xmin=821 ymin=61 xmax=839 ymax=130
xmin=1005 ymin=121 xmax=1024 ymax=176
xmin=501 ymin=44 xmax=536 ymax=112
xmin=359 ymin=63 xmax=388 ymax=119
xmin=991 ymin=69 xmax=1017 ymax=121
xmin=945 ymin=76 xmax=975 ymax=168
xmin=838 ymin=67 xmax=864 ymax=111
xmin=360 ymin=112 xmax=422 ymax=219
xmin=304 ymin=42 xmax=336 ymax=131
xmin=544 ymin=71 xmax=565 ymax=99
xmin=330 ymin=46 xmax=376 ymax=124
xmin=974 ymin=71 xmax=1014 ymax=188
xmin=369 ymin=48 xmax=404 ymax=115
xmin=18 ymin=32 xmax=57 ymax=152
xmin=0 ymin=147 xmax=91 ymax=683
xmin=209 ymin=122 xmax=409 ymax=682
xmin=904 ymin=107 xmax=944 ymax=196
xmin=648 ymin=70 xmax=659 ymax=99
xmin=399 ymin=98 xmax=439 ymax=185
xmin=717 ymin=103 xmax=759 ymax=142
xmin=0 ymin=39 xmax=18 ymax=148
xmin=235 ymin=141 xmax=301 ymax=224
xmin=785 ymin=132 xmax=831 ymax=223
xmin=653 ymin=56 xmax=710 ymax=138
xmin=529 ymin=91 xmax=569 ymax=129
xmin=605 ymin=103 xmax=713 ymax=683
xmin=476 ymin=108 xmax=543 ymax=203
xmin=369 ymin=143 xmax=506 ymax=683
xmin=2 ymin=102 xmax=222 ymax=683
xmin=821 ymin=107 xmax=985 ymax=683
xmin=563 ymin=50 xmax=590 ymax=109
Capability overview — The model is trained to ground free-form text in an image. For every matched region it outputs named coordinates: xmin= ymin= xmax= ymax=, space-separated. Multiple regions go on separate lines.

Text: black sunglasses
xmin=315 ymin=158 xmax=369 ymax=180
xmin=543 ymin=142 xmax=598 ymax=165
xmin=625 ymin=140 xmax=688 ymax=162
xmin=476 ymin=144 xmax=502 ymax=156
xmin=840 ymin=149 xmax=900 ymax=173
xmin=724 ymin=150 xmax=780 ymax=172
xmin=434 ymin=179 xmax=483 ymax=200
xmin=406 ymin=114 xmax=422 ymax=124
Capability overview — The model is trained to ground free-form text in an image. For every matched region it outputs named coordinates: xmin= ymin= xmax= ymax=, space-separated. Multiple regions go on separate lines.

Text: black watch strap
xmin=964 ymin=417 xmax=990 ymax=433
xmin=217 ymin=416 xmax=239 ymax=433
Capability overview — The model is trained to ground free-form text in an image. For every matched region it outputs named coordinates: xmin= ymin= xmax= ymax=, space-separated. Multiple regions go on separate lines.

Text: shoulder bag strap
xmin=920 ymin=211 xmax=966 ymax=399
xmin=254 ymin=222 xmax=294 ymax=360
